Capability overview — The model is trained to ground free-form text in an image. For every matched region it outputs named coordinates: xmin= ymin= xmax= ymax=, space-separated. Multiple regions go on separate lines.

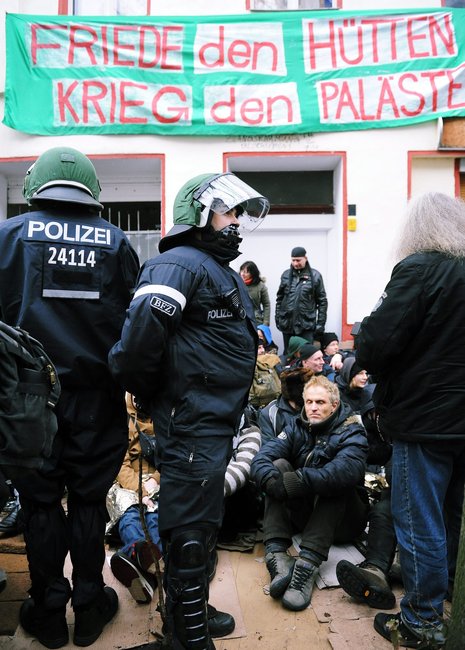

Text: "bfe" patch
xmin=150 ymin=296 xmax=176 ymax=316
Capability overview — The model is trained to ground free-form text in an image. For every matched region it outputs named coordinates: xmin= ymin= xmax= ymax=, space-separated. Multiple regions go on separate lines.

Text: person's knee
xmin=168 ymin=528 xmax=210 ymax=580
xmin=273 ymin=458 xmax=293 ymax=474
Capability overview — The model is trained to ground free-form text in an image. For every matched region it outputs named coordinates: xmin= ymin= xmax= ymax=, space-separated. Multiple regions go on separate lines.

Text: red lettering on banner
xmin=57 ymin=80 xmax=80 ymax=123
xmin=31 ymin=24 xmax=66 ymax=65
xmin=406 ymin=17 xmax=429 ymax=58
xmin=137 ymin=25 xmax=182 ymax=70
xmin=376 ymin=77 xmax=400 ymax=119
xmin=82 ymin=81 xmax=107 ymax=123
xmin=68 ymin=25 xmax=99 ymax=65
xmin=447 ymin=64 xmax=465 ymax=109
xmin=198 ymin=25 xmax=278 ymax=71
xmin=151 ymin=86 xmax=189 ymax=123
xmin=398 ymin=73 xmax=426 ymax=116
xmin=429 ymin=13 xmax=455 ymax=56
xmin=306 ymin=14 xmax=456 ymax=71
xmin=119 ymin=81 xmax=147 ymax=123
xmin=209 ymin=87 xmax=293 ymax=125
xmin=421 ymin=69 xmax=447 ymax=111
xmin=113 ymin=26 xmax=137 ymax=66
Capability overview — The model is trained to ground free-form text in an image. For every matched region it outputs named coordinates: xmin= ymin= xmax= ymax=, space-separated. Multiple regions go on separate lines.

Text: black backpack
xmin=0 ymin=321 xmax=61 ymax=472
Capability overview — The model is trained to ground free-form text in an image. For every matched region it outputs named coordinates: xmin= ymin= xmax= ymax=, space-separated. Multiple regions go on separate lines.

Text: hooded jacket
xmin=109 ymin=242 xmax=258 ymax=438
xmin=335 ymin=358 xmax=375 ymax=415
xmin=357 ymin=251 xmax=465 ymax=442
xmin=251 ymin=401 xmax=368 ymax=497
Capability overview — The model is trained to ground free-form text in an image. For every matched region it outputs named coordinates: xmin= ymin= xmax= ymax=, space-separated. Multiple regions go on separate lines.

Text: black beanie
xmin=322 ymin=332 xmax=339 ymax=350
xmin=299 ymin=343 xmax=319 ymax=360
xmin=349 ymin=360 xmax=364 ymax=382
xmin=291 ymin=246 xmax=306 ymax=257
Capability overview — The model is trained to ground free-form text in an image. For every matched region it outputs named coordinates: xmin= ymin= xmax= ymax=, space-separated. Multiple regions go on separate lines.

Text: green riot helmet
xmin=159 ymin=172 xmax=270 ymax=253
xmin=23 ymin=147 xmax=103 ymax=211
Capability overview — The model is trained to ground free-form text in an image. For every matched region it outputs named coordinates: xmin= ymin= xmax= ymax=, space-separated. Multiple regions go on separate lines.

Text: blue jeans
xmin=118 ymin=504 xmax=161 ymax=556
xmin=391 ymin=440 xmax=465 ymax=631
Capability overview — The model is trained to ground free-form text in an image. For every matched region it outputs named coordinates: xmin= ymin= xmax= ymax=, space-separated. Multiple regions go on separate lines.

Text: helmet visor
xmin=195 ymin=173 xmax=270 ymax=232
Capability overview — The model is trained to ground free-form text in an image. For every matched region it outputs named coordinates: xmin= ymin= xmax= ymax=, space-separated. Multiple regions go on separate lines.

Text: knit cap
xmin=291 ymin=246 xmax=306 ymax=257
xmin=321 ymin=332 xmax=339 ymax=350
xmin=286 ymin=336 xmax=310 ymax=358
xmin=299 ymin=344 xmax=320 ymax=361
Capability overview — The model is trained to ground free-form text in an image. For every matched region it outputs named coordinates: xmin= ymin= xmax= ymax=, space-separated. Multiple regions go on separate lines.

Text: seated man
xmin=251 ymin=376 xmax=369 ymax=611
xmin=108 ymin=393 xmax=161 ymax=605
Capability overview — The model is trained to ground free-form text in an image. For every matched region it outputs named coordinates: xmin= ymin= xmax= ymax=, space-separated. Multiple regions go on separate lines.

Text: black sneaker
xmin=73 ymin=586 xmax=118 ymax=647
xmin=336 ymin=559 xmax=396 ymax=609
xmin=20 ymin=598 xmax=69 ymax=649
xmin=110 ymin=551 xmax=154 ymax=604
xmin=207 ymin=603 xmax=235 ymax=637
xmin=131 ymin=540 xmax=161 ymax=575
xmin=374 ymin=612 xmax=447 ymax=648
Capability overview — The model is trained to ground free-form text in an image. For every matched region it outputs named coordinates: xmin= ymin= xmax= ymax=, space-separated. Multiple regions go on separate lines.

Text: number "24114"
xmin=48 ymin=246 xmax=97 ymax=268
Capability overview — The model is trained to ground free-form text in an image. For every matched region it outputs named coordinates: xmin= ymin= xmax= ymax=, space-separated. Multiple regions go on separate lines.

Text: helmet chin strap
xmin=201 ymin=223 xmax=242 ymax=250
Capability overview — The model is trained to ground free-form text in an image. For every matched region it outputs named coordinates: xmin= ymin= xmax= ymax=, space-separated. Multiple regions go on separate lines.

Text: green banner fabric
xmin=4 ymin=9 xmax=465 ymax=135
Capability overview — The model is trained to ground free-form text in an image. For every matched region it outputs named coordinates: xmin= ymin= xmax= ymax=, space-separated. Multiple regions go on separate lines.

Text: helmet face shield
xmin=194 ymin=173 xmax=270 ymax=232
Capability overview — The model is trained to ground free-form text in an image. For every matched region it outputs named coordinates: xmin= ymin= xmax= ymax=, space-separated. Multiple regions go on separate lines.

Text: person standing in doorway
xmin=0 ymin=146 xmax=139 ymax=648
xmin=109 ymin=172 xmax=270 ymax=650
xmin=275 ymin=246 xmax=327 ymax=353
xmin=356 ymin=192 xmax=465 ymax=648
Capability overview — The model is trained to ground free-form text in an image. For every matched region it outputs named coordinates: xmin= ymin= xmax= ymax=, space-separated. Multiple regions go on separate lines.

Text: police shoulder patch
xmin=150 ymin=296 xmax=176 ymax=316
xmin=277 ymin=431 xmax=287 ymax=440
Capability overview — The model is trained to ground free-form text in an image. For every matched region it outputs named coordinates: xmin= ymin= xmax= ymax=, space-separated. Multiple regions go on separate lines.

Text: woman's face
xmin=350 ymin=369 xmax=368 ymax=389
xmin=324 ymin=340 xmax=339 ymax=356
xmin=240 ymin=267 xmax=252 ymax=282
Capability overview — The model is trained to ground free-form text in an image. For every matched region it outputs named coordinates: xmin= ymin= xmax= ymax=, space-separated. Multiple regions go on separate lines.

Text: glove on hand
xmin=265 ymin=475 xmax=287 ymax=501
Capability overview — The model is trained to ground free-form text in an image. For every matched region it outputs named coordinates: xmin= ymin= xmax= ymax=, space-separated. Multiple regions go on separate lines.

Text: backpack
xmin=0 ymin=321 xmax=61 ymax=472
xmin=249 ymin=353 xmax=281 ymax=409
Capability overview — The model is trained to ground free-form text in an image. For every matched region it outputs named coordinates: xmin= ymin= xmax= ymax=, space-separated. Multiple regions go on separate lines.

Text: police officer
xmin=109 ymin=173 xmax=270 ymax=650
xmin=0 ymin=147 xmax=139 ymax=648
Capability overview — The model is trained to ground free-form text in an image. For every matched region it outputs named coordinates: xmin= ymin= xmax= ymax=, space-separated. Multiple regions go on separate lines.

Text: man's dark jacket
xmin=251 ymin=401 xmax=368 ymax=498
xmin=356 ymin=251 xmax=465 ymax=442
xmin=109 ymin=244 xmax=257 ymax=438
xmin=275 ymin=263 xmax=327 ymax=335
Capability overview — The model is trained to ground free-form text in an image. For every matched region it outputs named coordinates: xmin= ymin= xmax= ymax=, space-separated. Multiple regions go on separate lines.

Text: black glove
xmin=264 ymin=475 xmax=287 ymax=501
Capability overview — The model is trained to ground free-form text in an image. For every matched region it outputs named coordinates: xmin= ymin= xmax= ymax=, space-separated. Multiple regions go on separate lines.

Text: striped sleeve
xmin=224 ymin=426 xmax=262 ymax=497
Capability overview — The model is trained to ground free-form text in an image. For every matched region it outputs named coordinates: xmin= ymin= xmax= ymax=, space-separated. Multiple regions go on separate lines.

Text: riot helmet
xmin=159 ymin=172 xmax=269 ymax=253
xmin=23 ymin=147 xmax=103 ymax=211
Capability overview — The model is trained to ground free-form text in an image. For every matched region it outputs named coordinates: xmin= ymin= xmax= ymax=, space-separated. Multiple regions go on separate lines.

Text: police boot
xmin=265 ymin=551 xmax=295 ymax=599
xmin=164 ymin=529 xmax=215 ymax=650
xmin=20 ymin=577 xmax=71 ymax=649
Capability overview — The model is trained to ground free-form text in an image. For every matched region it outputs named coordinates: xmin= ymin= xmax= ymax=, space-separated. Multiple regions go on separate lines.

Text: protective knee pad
xmin=169 ymin=528 xmax=210 ymax=581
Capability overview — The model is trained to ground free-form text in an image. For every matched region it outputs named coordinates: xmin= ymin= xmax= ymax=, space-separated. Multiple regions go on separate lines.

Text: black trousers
xmin=13 ymin=387 xmax=128 ymax=609
xmin=263 ymin=459 xmax=369 ymax=560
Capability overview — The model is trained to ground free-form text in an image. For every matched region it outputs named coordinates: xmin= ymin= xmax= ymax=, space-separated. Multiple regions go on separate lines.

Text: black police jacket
xmin=109 ymin=244 xmax=258 ymax=438
xmin=357 ymin=251 xmax=465 ymax=442
xmin=0 ymin=208 xmax=139 ymax=389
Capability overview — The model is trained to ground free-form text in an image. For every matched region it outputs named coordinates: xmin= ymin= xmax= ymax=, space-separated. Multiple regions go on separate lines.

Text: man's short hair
xmin=303 ymin=375 xmax=339 ymax=404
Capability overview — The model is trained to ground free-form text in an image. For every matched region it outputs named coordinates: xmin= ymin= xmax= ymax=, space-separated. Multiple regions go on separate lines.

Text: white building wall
xmin=0 ymin=0 xmax=461 ymax=342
